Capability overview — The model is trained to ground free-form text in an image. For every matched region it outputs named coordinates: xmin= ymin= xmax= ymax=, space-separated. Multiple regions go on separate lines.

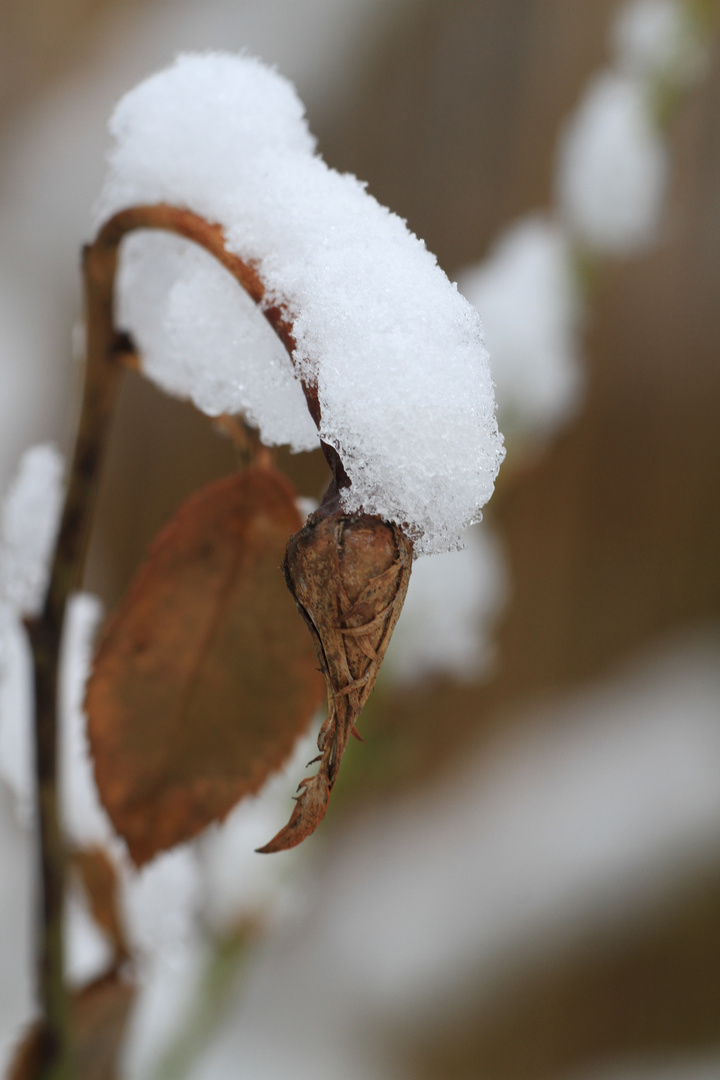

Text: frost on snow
xmin=96 ymin=52 xmax=504 ymax=554
xmin=556 ymin=70 xmax=668 ymax=256
xmin=458 ymin=216 xmax=582 ymax=444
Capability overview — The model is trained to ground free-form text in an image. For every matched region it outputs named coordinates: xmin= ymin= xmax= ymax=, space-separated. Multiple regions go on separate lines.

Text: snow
xmin=96 ymin=52 xmax=504 ymax=554
xmin=612 ymin=0 xmax=686 ymax=78
xmin=384 ymin=524 xmax=508 ymax=686
xmin=0 ymin=280 xmax=65 ymax=502
xmin=556 ymin=1 xmax=708 ymax=259
xmin=318 ymin=627 xmax=720 ymax=1010
xmin=120 ymin=729 xmax=324 ymax=1080
xmin=197 ymin=729 xmax=318 ymax=932
xmin=0 ymin=444 xmax=65 ymax=821
xmin=64 ymin=876 xmax=114 ymax=989
xmin=117 ymin=233 xmax=317 ymax=450
xmin=611 ymin=0 xmax=707 ymax=84
xmin=556 ymin=70 xmax=668 ymax=255
xmin=134 ymin=625 xmax=720 ymax=1080
xmin=0 ymin=443 xmax=64 ymax=618
xmin=2 ymin=5 xmax=716 ymax=1074
xmin=458 ymin=215 xmax=582 ymax=444
xmin=0 ymin=0 xmax=415 ymax=516
xmin=0 ymin=780 xmax=35 ymax=1077
xmin=120 ymin=934 xmax=208 ymax=1080
xmin=0 ymin=612 xmax=33 ymax=825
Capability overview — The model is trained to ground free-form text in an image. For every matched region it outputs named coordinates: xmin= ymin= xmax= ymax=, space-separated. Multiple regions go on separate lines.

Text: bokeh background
xmin=1 ymin=1 xmax=719 ymax=1078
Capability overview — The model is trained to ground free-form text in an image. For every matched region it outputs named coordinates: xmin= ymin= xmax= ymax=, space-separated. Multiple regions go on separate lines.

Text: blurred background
xmin=1 ymin=0 xmax=720 ymax=1078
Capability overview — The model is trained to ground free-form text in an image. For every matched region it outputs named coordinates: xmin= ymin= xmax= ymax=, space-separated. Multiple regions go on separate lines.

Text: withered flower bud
xmin=257 ymin=513 xmax=413 ymax=853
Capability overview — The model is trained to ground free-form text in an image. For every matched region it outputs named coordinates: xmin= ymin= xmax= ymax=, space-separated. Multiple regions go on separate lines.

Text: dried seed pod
xmin=257 ymin=512 xmax=413 ymax=853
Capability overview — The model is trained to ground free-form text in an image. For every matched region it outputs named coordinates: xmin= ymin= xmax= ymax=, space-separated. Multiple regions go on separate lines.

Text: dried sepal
xmin=257 ymin=512 xmax=412 ymax=853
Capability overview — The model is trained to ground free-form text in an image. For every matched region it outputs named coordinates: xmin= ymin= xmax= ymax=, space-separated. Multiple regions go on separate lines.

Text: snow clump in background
xmin=458 ymin=216 xmax=582 ymax=446
xmin=556 ymin=69 xmax=669 ymax=256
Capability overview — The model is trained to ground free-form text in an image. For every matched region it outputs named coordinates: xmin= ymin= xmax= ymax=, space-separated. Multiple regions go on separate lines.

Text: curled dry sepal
xmin=258 ymin=512 xmax=412 ymax=852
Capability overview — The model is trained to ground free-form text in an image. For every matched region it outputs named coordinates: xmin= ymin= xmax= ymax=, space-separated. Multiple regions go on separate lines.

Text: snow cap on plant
xmin=88 ymin=52 xmax=506 ymax=854
xmin=96 ymin=51 xmax=504 ymax=556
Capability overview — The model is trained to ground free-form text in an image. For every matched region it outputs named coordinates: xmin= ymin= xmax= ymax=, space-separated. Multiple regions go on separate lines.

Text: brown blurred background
xmin=1 ymin=1 xmax=719 ymax=1077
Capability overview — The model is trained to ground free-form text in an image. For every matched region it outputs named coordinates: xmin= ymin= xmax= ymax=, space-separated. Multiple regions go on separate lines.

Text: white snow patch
xmin=313 ymin=627 xmax=720 ymax=1010
xmin=117 ymin=232 xmax=317 ymax=449
xmin=64 ymin=875 xmax=115 ymax=989
xmin=385 ymin=524 xmax=508 ymax=685
xmin=569 ymin=1053 xmax=720 ymax=1080
xmin=0 ymin=445 xmax=64 ymax=822
xmin=611 ymin=0 xmax=707 ymax=84
xmin=0 ymin=611 xmax=33 ymax=824
xmin=458 ymin=215 xmax=582 ymax=444
xmin=0 ymin=443 xmax=64 ymax=618
xmin=0 ymin=781 xmax=36 ymax=1078
xmin=197 ymin=729 xmax=318 ymax=934
xmin=121 ymin=933 xmax=207 ymax=1080
xmin=557 ymin=71 xmax=668 ymax=255
xmin=59 ymin=593 xmax=116 ymax=849
xmin=121 ymin=844 xmax=203 ymax=966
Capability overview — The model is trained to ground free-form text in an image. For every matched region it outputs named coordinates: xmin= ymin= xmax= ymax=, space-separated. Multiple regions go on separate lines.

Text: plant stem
xmin=25 ymin=239 xmax=126 ymax=1079
xmin=25 ymin=201 xmax=347 ymax=1077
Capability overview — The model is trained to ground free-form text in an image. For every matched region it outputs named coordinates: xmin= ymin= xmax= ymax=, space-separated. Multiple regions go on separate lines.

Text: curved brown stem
xmin=94 ymin=204 xmax=349 ymax=493
xmin=95 ymin=204 xmax=295 ymax=349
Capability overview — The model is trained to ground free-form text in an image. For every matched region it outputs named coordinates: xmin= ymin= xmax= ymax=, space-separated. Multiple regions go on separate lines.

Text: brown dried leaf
xmin=258 ymin=513 xmax=412 ymax=853
xmin=8 ymin=974 xmax=134 ymax=1080
xmin=72 ymin=846 xmax=128 ymax=962
xmin=85 ymin=462 xmax=324 ymax=865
